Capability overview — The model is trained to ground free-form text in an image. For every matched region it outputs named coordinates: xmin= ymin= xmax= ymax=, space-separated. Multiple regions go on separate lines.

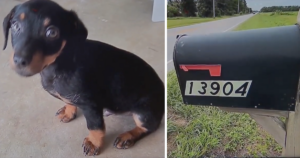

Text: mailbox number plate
xmin=185 ymin=80 xmax=252 ymax=97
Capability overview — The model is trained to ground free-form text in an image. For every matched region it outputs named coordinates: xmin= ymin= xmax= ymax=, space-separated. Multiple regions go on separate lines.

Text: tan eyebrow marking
xmin=44 ymin=18 xmax=50 ymax=26
xmin=20 ymin=13 xmax=25 ymax=20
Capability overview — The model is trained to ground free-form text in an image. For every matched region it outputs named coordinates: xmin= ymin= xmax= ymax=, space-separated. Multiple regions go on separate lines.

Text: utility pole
xmin=213 ymin=0 xmax=215 ymax=18
xmin=238 ymin=0 xmax=240 ymax=13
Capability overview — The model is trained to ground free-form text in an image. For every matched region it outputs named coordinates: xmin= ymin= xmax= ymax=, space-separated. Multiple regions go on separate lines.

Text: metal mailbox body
xmin=173 ymin=25 xmax=300 ymax=111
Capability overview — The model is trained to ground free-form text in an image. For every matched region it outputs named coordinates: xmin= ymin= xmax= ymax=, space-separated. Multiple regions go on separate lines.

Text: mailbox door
xmin=174 ymin=25 xmax=300 ymax=111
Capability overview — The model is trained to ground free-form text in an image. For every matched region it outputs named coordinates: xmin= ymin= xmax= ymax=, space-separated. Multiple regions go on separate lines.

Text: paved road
xmin=167 ymin=14 xmax=254 ymax=71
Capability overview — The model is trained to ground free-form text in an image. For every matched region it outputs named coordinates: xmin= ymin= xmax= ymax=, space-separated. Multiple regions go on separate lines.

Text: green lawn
xmin=168 ymin=15 xmax=238 ymax=29
xmin=235 ymin=12 xmax=298 ymax=31
xmin=167 ymin=11 xmax=298 ymax=158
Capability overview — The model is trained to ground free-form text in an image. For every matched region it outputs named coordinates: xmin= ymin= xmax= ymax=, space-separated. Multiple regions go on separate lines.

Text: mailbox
xmin=173 ymin=25 xmax=300 ymax=111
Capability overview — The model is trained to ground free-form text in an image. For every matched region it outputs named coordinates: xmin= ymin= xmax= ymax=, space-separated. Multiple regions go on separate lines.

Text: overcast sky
xmin=246 ymin=0 xmax=300 ymax=11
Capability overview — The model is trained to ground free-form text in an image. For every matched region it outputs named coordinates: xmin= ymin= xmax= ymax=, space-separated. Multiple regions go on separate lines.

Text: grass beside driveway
xmin=168 ymin=15 xmax=239 ymax=29
xmin=235 ymin=11 xmax=298 ymax=31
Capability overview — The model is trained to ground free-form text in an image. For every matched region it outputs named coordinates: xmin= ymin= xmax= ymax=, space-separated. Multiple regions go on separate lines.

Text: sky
xmin=246 ymin=0 xmax=300 ymax=11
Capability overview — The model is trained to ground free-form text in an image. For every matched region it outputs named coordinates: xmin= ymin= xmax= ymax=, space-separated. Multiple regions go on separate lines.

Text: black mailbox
xmin=173 ymin=25 xmax=300 ymax=111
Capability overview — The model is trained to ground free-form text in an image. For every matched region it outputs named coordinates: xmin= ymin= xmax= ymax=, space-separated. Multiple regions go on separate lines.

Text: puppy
xmin=2 ymin=0 xmax=164 ymax=156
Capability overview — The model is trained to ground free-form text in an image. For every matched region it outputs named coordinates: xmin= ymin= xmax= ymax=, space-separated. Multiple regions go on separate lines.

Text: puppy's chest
xmin=41 ymin=74 xmax=81 ymax=105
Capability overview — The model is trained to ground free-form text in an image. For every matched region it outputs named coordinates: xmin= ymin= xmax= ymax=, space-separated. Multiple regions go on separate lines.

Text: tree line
xmin=168 ymin=0 xmax=252 ymax=17
xmin=260 ymin=6 xmax=300 ymax=12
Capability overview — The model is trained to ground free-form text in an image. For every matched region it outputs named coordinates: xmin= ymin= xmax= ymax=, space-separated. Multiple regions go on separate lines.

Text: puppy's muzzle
xmin=13 ymin=54 xmax=30 ymax=68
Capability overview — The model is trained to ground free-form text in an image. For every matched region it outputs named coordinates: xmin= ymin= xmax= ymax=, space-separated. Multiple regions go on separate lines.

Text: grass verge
xmin=167 ymin=11 xmax=298 ymax=158
xmin=235 ymin=12 xmax=298 ymax=31
xmin=168 ymin=15 xmax=239 ymax=29
xmin=167 ymin=71 xmax=281 ymax=157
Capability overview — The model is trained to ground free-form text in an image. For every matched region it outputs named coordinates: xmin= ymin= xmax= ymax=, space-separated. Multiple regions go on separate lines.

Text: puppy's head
xmin=2 ymin=0 xmax=88 ymax=77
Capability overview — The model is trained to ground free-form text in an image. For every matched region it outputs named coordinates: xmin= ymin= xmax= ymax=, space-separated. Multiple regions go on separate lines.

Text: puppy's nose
xmin=13 ymin=55 xmax=29 ymax=68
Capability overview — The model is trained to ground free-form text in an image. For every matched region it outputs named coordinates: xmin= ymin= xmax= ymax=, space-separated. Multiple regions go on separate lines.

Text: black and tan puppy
xmin=2 ymin=0 xmax=164 ymax=156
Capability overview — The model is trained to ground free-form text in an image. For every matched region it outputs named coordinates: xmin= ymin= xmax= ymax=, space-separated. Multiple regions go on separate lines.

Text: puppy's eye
xmin=11 ymin=21 xmax=21 ymax=33
xmin=45 ymin=26 xmax=59 ymax=39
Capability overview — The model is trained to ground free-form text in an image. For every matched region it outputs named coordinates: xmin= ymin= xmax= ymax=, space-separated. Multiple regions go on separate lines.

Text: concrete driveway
xmin=0 ymin=0 xmax=164 ymax=158
xmin=167 ymin=14 xmax=254 ymax=71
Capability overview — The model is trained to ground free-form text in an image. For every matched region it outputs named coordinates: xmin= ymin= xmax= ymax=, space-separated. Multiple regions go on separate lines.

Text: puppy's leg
xmin=55 ymin=104 xmax=77 ymax=123
xmin=113 ymin=113 xmax=148 ymax=149
xmin=82 ymin=107 xmax=105 ymax=156
xmin=114 ymin=93 xmax=164 ymax=149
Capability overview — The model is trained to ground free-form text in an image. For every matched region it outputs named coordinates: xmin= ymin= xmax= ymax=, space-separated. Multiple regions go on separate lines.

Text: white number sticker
xmin=185 ymin=80 xmax=252 ymax=97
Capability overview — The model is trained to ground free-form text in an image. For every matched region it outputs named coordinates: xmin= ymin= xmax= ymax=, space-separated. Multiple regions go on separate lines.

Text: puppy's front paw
xmin=82 ymin=137 xmax=101 ymax=156
xmin=82 ymin=130 xmax=104 ymax=156
xmin=55 ymin=105 xmax=77 ymax=123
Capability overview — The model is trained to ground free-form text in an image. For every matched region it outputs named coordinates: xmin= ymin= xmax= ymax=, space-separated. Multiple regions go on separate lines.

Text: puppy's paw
xmin=82 ymin=130 xmax=104 ymax=156
xmin=113 ymin=132 xmax=135 ymax=149
xmin=82 ymin=137 xmax=101 ymax=156
xmin=55 ymin=105 xmax=77 ymax=123
xmin=114 ymin=126 xmax=147 ymax=149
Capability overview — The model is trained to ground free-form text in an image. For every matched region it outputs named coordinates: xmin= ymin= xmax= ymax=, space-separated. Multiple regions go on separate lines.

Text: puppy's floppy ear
xmin=3 ymin=5 xmax=19 ymax=50
xmin=67 ymin=10 xmax=88 ymax=42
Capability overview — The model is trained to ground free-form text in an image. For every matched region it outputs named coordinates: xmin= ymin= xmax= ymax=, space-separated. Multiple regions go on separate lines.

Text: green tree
xmin=167 ymin=5 xmax=181 ymax=17
xmin=169 ymin=0 xmax=250 ymax=18
xmin=261 ymin=6 xmax=300 ymax=12
xmin=167 ymin=0 xmax=182 ymax=17
xmin=197 ymin=0 xmax=213 ymax=17
xmin=181 ymin=0 xmax=197 ymax=16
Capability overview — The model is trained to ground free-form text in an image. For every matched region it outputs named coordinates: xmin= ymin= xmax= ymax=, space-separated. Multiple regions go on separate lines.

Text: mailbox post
xmin=173 ymin=11 xmax=300 ymax=156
